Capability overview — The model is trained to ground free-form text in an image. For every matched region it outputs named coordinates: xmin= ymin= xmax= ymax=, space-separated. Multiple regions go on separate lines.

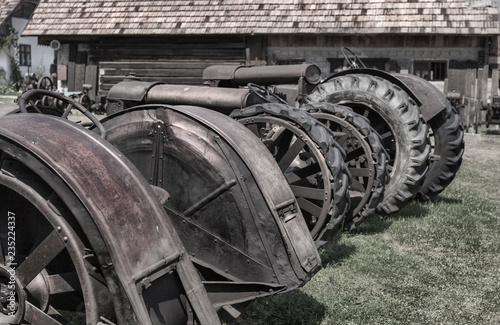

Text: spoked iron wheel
xmin=232 ymin=103 xmax=350 ymax=247
xmin=236 ymin=115 xmax=333 ymax=238
xmin=304 ymin=102 xmax=387 ymax=230
xmin=0 ymin=120 xmax=113 ymax=324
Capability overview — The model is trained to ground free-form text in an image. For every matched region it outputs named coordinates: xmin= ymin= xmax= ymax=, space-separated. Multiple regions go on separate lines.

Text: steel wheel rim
xmin=341 ymin=103 xmax=398 ymax=180
xmin=312 ymin=112 xmax=376 ymax=218
xmin=238 ymin=115 xmax=334 ymax=239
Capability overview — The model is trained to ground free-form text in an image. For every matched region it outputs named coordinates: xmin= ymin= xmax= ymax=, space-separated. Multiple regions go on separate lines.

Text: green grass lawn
xmin=236 ymin=130 xmax=500 ymax=325
xmin=0 ymin=96 xmax=16 ymax=103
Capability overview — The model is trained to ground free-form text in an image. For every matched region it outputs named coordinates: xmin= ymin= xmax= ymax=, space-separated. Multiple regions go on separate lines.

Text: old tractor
xmin=1 ymin=84 xmax=326 ymax=325
xmin=486 ymin=95 xmax=500 ymax=128
xmin=105 ymin=48 xmax=463 ymax=229
xmin=0 ymin=48 xmax=464 ymax=324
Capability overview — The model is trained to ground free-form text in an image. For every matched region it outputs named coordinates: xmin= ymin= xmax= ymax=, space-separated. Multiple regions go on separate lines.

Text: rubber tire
xmin=416 ymin=101 xmax=464 ymax=201
xmin=305 ymin=74 xmax=430 ymax=214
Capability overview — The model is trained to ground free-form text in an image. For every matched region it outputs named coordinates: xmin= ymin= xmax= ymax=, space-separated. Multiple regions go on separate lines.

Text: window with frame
xmin=19 ymin=44 xmax=31 ymax=66
xmin=413 ymin=61 xmax=446 ymax=81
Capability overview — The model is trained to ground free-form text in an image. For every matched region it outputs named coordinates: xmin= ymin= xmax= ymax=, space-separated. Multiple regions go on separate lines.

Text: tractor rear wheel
xmin=0 ymin=113 xmax=220 ymax=325
xmin=305 ymin=74 xmax=430 ymax=214
xmin=416 ymin=101 xmax=464 ymax=201
xmin=0 ymin=116 xmax=116 ymax=324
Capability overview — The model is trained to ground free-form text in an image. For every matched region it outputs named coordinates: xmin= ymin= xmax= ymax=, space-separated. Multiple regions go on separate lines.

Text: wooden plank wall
xmin=98 ymin=60 xmax=240 ymax=94
xmin=90 ymin=37 xmax=247 ymax=97
xmin=445 ymin=60 xmax=499 ymax=131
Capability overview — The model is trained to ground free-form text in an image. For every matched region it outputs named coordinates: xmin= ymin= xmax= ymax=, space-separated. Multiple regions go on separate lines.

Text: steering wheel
xmin=18 ymin=89 xmax=107 ymax=139
xmin=341 ymin=47 xmax=366 ymax=69
xmin=247 ymin=83 xmax=289 ymax=105
xmin=37 ymin=76 xmax=55 ymax=91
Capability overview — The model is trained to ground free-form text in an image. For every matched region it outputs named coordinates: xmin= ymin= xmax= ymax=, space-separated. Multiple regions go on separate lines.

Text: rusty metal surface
xmin=146 ymin=84 xmax=256 ymax=113
xmin=203 ymin=64 xmax=322 ymax=86
xmin=99 ymin=105 xmax=320 ymax=300
xmin=0 ymin=113 xmax=220 ymax=324
xmin=106 ymin=79 xmax=164 ymax=102
xmin=107 ymin=80 xmax=268 ymax=114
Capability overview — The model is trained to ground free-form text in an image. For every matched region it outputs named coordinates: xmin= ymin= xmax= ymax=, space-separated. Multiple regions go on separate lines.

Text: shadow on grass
xmin=391 ymin=201 xmax=430 ymax=219
xmin=484 ymin=129 xmax=500 ymax=135
xmin=351 ymin=215 xmax=393 ymax=235
xmin=319 ymin=234 xmax=357 ymax=266
xmin=230 ymin=290 xmax=327 ymax=325
xmin=427 ymin=195 xmax=462 ymax=205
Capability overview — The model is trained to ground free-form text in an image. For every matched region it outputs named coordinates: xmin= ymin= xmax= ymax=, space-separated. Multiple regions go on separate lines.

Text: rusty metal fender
xmin=392 ymin=73 xmax=448 ymax=122
xmin=0 ymin=114 xmax=220 ymax=325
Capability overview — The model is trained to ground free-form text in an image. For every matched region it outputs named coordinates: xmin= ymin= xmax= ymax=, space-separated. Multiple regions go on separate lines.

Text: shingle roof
xmin=0 ymin=0 xmax=22 ymax=25
xmin=22 ymin=0 xmax=500 ymax=37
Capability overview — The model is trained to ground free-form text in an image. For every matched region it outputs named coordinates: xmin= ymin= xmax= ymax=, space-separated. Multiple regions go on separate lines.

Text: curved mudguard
xmin=99 ymin=105 xmax=321 ymax=302
xmin=0 ymin=114 xmax=220 ymax=325
xmin=328 ymin=68 xmax=447 ymax=122
xmin=393 ymin=73 xmax=447 ymax=122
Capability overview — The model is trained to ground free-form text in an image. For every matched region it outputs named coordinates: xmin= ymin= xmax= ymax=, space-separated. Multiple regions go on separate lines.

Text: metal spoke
xmin=277 ymin=138 xmax=305 ymax=173
xmin=345 ymin=147 xmax=365 ymax=163
xmin=379 ymin=130 xmax=393 ymax=142
xmin=46 ymin=272 xmax=80 ymax=295
xmin=371 ymin=121 xmax=387 ymax=134
xmin=16 ymin=230 xmax=65 ymax=287
xmin=285 ymin=163 xmax=321 ymax=184
xmin=24 ymin=302 xmax=65 ymax=325
xmin=296 ymin=197 xmax=323 ymax=217
xmin=273 ymin=129 xmax=294 ymax=162
xmin=289 ymin=185 xmax=325 ymax=200
xmin=333 ymin=133 xmax=349 ymax=147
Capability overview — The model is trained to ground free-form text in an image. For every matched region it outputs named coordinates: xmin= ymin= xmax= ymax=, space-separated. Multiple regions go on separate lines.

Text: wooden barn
xmin=21 ymin=0 xmax=500 ymax=119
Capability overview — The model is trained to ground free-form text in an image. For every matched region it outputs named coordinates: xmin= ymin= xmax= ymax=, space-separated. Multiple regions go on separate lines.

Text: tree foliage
xmin=0 ymin=21 xmax=22 ymax=89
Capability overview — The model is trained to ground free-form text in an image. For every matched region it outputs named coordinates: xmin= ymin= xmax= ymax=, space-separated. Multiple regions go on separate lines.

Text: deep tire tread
xmin=305 ymin=74 xmax=430 ymax=214
xmin=416 ymin=102 xmax=464 ymax=201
